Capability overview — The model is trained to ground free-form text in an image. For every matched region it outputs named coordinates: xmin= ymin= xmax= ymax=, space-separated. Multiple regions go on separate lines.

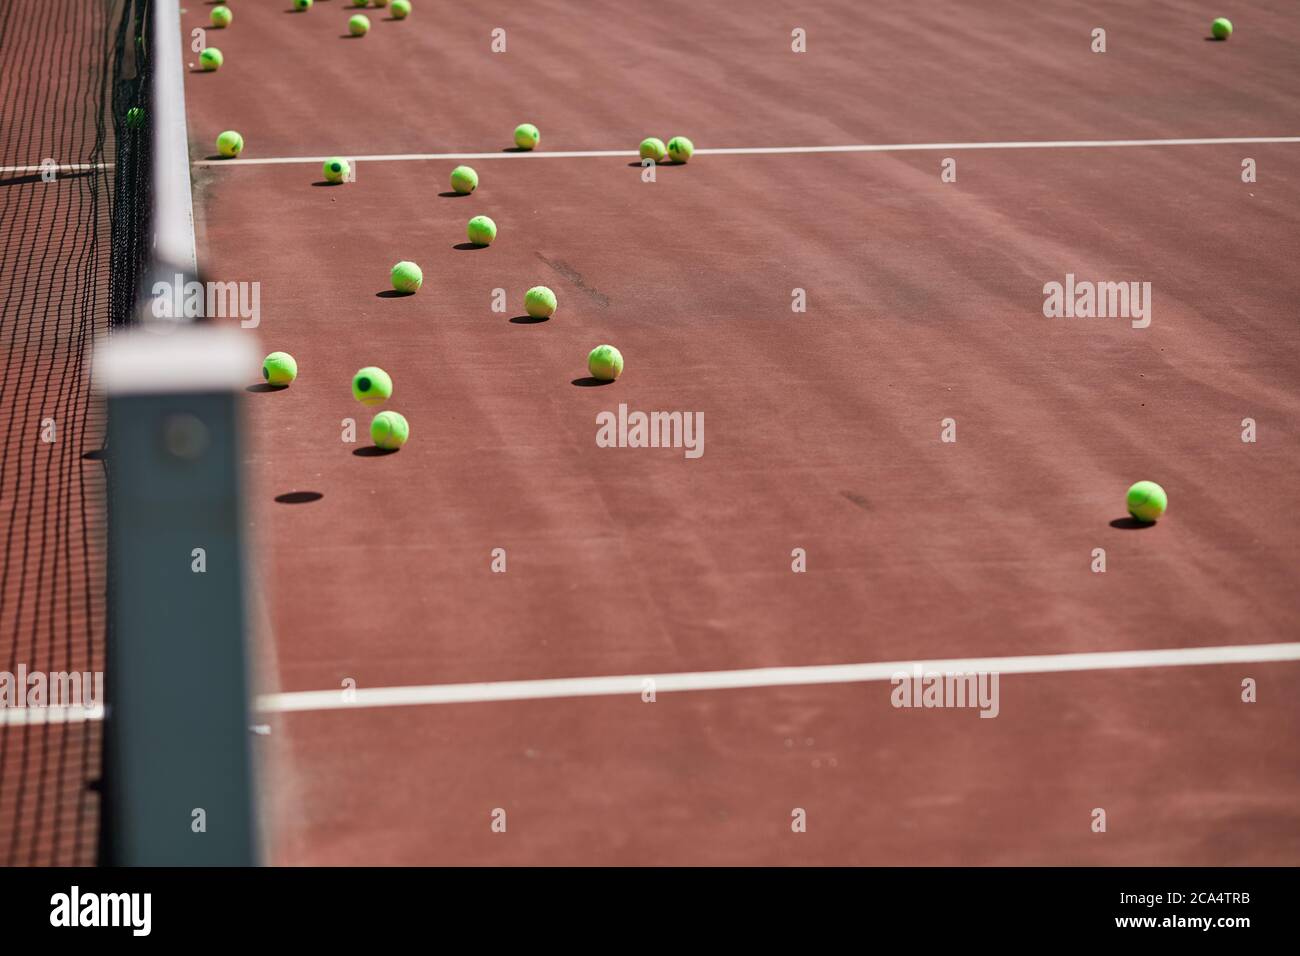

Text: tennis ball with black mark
xmin=450 ymin=165 xmax=478 ymax=194
xmin=352 ymin=367 xmax=393 ymax=406
xmin=391 ymin=0 xmax=411 ymax=17
xmin=371 ymin=410 xmax=410 ymax=450
xmin=524 ymin=287 xmax=557 ymax=318
xmin=467 ymin=215 xmax=497 ymax=246
xmin=349 ymin=14 xmax=370 ymax=35
xmin=1126 ymin=480 xmax=1167 ymax=523
xmin=323 ymin=157 xmax=350 ymax=183
xmin=390 ymin=261 xmax=422 ymax=293
xmin=587 ymin=345 xmax=623 ymax=381
xmin=216 ymin=130 xmax=244 ymax=157
xmin=667 ymin=136 xmax=694 ymax=163
xmin=293 ymin=0 xmax=312 ymax=10
xmin=513 ymin=123 xmax=540 ymax=150
xmin=262 ymin=352 xmax=298 ymax=386
xmin=199 ymin=48 xmax=223 ymax=71
xmin=210 ymin=5 xmax=232 ymax=28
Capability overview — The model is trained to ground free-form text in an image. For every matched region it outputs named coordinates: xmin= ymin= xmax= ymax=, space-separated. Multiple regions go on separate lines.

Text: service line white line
xmin=263 ymin=642 xmax=1300 ymax=714
xmin=6 ymin=642 xmax=1295 ymax=725
xmin=191 ymin=135 xmax=1300 ymax=168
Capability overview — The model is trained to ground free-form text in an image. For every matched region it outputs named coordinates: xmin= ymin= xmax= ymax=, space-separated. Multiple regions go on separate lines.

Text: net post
xmin=96 ymin=329 xmax=260 ymax=865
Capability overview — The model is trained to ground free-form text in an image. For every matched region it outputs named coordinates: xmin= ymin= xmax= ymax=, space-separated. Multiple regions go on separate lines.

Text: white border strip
xmin=192 ymin=135 xmax=1300 ymax=168
xmin=152 ymin=0 xmax=197 ymax=275
xmin=6 ymin=642 xmax=1296 ymax=724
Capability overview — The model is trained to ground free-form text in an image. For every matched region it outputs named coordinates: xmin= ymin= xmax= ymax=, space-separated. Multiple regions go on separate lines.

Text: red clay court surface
xmin=181 ymin=1 xmax=1299 ymax=864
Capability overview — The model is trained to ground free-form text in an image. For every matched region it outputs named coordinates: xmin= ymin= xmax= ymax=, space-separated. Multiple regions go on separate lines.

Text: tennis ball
xmin=391 ymin=0 xmax=410 ymax=16
xmin=450 ymin=165 xmax=478 ymax=194
xmin=125 ymin=106 xmax=145 ymax=129
xmin=524 ymin=286 xmax=557 ymax=318
xmin=1126 ymin=480 xmax=1168 ymax=523
xmin=1211 ymin=17 xmax=1232 ymax=40
xmin=352 ymin=367 xmax=393 ymax=406
xmin=390 ymin=261 xmax=422 ymax=293
xmin=587 ymin=345 xmax=623 ymax=381
xmin=466 ymin=215 xmax=497 ymax=246
xmin=514 ymin=123 xmax=540 ymax=150
xmin=262 ymin=352 xmax=298 ymax=386
xmin=199 ymin=48 xmax=223 ymax=71
xmin=351 ymin=0 xmax=369 ymax=7
xmin=371 ymin=411 xmax=410 ymax=450
xmin=216 ymin=130 xmax=244 ymax=157
xmin=639 ymin=137 xmax=667 ymax=162
xmin=323 ymin=157 xmax=350 ymax=183
xmin=372 ymin=0 xmax=389 ymax=7
xmin=349 ymin=14 xmax=370 ymax=35
xmin=667 ymin=136 xmax=694 ymax=163
xmin=210 ymin=5 xmax=232 ymax=28
xmin=293 ymin=0 xmax=312 ymax=10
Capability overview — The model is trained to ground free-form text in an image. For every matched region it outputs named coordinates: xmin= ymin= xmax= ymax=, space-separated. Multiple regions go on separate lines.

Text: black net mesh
xmin=109 ymin=0 xmax=152 ymax=331
xmin=0 ymin=0 xmax=150 ymax=866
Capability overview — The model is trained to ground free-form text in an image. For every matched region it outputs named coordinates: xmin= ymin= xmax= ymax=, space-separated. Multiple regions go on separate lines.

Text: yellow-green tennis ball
xmin=667 ymin=136 xmax=694 ymax=163
xmin=371 ymin=410 xmax=410 ymax=450
xmin=349 ymin=14 xmax=370 ymax=35
xmin=513 ymin=123 xmax=540 ymax=150
xmin=450 ymin=165 xmax=478 ymax=194
xmin=125 ymin=106 xmax=145 ymax=129
xmin=216 ymin=130 xmax=244 ymax=157
xmin=524 ymin=286 xmax=557 ymax=318
xmin=210 ymin=5 xmax=232 ymax=28
xmin=466 ymin=215 xmax=497 ymax=246
xmin=1126 ymin=480 xmax=1168 ymax=523
xmin=1211 ymin=17 xmax=1232 ymax=40
xmin=352 ymin=367 xmax=393 ymax=406
xmin=293 ymin=0 xmax=312 ymax=10
xmin=262 ymin=351 xmax=298 ymax=385
xmin=351 ymin=0 xmax=369 ymax=7
xmin=323 ymin=157 xmax=350 ymax=183
xmin=390 ymin=260 xmax=422 ymax=293
xmin=372 ymin=0 xmax=389 ymax=7
xmin=587 ymin=344 xmax=623 ymax=381
xmin=391 ymin=0 xmax=410 ymax=16
xmin=199 ymin=48 xmax=223 ymax=71
xmin=639 ymin=137 xmax=667 ymax=162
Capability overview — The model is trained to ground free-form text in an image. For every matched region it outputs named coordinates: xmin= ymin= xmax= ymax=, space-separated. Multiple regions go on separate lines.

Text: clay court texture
xmin=5 ymin=0 xmax=1299 ymax=866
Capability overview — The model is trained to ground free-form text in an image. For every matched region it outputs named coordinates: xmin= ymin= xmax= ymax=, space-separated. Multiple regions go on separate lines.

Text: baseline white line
xmin=192 ymin=135 xmax=1300 ymax=168
xmin=7 ymin=643 xmax=1294 ymax=726
xmin=260 ymin=642 xmax=1300 ymax=714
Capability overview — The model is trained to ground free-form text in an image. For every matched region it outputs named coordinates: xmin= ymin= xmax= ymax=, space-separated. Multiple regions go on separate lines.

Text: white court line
xmin=265 ymin=642 xmax=1300 ymax=713
xmin=0 ymin=163 xmax=113 ymax=174
xmin=0 ymin=705 xmax=104 ymax=727
xmin=191 ymin=135 xmax=1300 ymax=168
xmin=5 ymin=642 xmax=1295 ymax=725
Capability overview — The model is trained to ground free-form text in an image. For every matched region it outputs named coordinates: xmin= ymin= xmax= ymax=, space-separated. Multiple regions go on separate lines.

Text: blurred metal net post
xmin=96 ymin=0 xmax=260 ymax=865
xmin=97 ymin=332 xmax=259 ymax=866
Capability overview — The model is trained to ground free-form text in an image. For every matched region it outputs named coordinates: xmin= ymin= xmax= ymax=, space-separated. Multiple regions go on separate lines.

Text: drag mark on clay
xmin=536 ymin=253 xmax=610 ymax=307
